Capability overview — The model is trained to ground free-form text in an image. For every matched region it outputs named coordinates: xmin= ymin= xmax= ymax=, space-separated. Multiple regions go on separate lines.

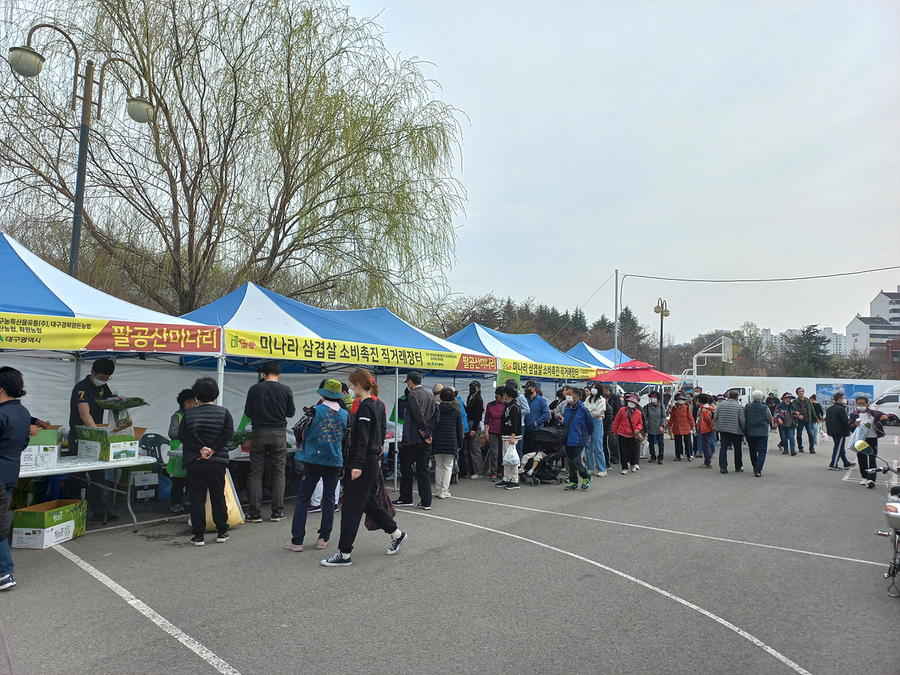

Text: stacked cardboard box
xmin=76 ymin=425 xmax=146 ymax=461
xmin=20 ymin=425 xmax=63 ymax=468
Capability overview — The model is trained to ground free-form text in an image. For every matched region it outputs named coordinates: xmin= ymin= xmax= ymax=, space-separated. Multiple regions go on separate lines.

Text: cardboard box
xmin=28 ymin=425 xmax=63 ymax=447
xmin=20 ymin=443 xmax=60 ymax=468
xmin=133 ymin=486 xmax=157 ymax=502
xmin=76 ymin=426 xmax=146 ymax=462
xmin=131 ymin=471 xmax=159 ymax=487
xmin=11 ymin=499 xmax=87 ymax=549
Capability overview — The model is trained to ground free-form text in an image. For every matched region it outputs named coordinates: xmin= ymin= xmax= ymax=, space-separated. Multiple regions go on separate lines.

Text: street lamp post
xmin=9 ymin=24 xmax=153 ymax=278
xmin=654 ymin=298 xmax=670 ymax=373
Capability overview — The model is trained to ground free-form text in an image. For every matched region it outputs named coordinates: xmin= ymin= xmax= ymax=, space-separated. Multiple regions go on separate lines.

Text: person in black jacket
xmin=462 ymin=381 xmax=484 ymax=479
xmin=322 ymin=369 xmax=406 ymax=567
xmin=243 ymin=361 xmax=296 ymax=524
xmin=179 ymin=378 xmax=234 ymax=547
xmin=825 ymin=392 xmax=855 ymax=471
xmin=432 ymin=388 xmax=464 ymax=499
xmin=0 ymin=367 xmax=32 ymax=591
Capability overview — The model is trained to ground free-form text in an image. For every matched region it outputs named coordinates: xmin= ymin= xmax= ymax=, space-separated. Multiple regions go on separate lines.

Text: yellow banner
xmin=0 ymin=312 xmax=220 ymax=353
xmin=500 ymin=358 xmax=600 ymax=380
xmin=226 ymin=329 xmax=498 ymax=372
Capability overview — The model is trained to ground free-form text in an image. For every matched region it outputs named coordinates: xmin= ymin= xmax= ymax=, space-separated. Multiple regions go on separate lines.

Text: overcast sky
xmin=347 ymin=0 xmax=900 ymax=343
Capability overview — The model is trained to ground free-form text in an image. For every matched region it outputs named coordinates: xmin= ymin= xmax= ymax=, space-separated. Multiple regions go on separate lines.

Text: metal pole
xmin=394 ymin=367 xmax=400 ymax=491
xmin=215 ymin=354 xmax=225 ymax=406
xmin=69 ymin=59 xmax=94 ymax=278
xmin=614 ymin=268 xmax=619 ymax=365
xmin=659 ymin=312 xmax=664 ymax=373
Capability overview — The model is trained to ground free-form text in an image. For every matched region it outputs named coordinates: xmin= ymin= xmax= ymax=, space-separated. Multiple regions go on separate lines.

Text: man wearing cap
xmin=68 ymin=358 xmax=118 ymax=522
xmin=395 ymin=371 xmax=436 ymax=509
xmin=642 ymin=391 xmax=667 ymax=464
xmin=774 ymin=392 xmax=797 ymax=455
xmin=522 ymin=380 xmax=550 ymax=457
xmin=714 ymin=390 xmax=746 ymax=474
xmin=243 ymin=361 xmax=296 ymax=523
xmin=464 ymin=381 xmax=485 ymax=479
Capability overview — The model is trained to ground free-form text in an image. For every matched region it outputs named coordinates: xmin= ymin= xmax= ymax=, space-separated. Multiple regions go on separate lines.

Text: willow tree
xmin=0 ymin=0 xmax=464 ymax=316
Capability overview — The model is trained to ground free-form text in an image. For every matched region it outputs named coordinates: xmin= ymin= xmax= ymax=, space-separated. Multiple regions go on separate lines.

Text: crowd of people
xmin=0 ymin=358 xmax=895 ymax=587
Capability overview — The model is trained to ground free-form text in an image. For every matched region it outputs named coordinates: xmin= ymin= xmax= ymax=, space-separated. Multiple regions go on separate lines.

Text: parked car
xmin=873 ymin=388 xmax=900 ymax=426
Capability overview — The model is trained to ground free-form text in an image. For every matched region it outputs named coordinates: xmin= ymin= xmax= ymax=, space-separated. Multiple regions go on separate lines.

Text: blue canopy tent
xmin=445 ymin=323 xmax=599 ymax=381
xmin=566 ymin=342 xmax=631 ymax=370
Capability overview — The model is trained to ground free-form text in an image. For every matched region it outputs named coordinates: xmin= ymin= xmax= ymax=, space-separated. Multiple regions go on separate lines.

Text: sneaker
xmin=505 ymin=482 xmax=520 ymax=490
xmin=490 ymin=474 xmax=498 ymax=482
xmin=417 ymin=502 xmax=432 ymax=510
xmin=391 ymin=499 xmax=414 ymax=507
xmin=320 ymin=552 xmax=352 ymax=567
xmin=495 ymin=481 xmax=509 ymax=488
xmin=649 ymin=457 xmax=657 ymax=463
xmin=828 ymin=466 xmax=842 ymax=471
xmin=777 ymin=443 xmax=783 ymax=451
xmin=632 ymin=464 xmax=640 ymax=471
xmin=845 ymin=462 xmax=857 ymax=468
xmin=700 ymin=464 xmax=711 ymax=469
xmin=754 ymin=472 xmax=761 ymax=477
xmin=790 ymin=452 xmax=797 ymax=457
xmin=0 ymin=573 xmax=15 ymax=591
xmin=720 ymin=468 xmax=728 ymax=474
xmin=270 ymin=510 xmax=285 ymax=522
xmin=284 ymin=541 xmax=304 ymax=552
xmin=657 ymin=458 xmax=663 ymax=465
xmin=247 ymin=511 xmax=263 ymax=523
xmin=190 ymin=535 xmax=205 ymax=546
xmin=687 ymin=456 xmax=693 ymax=462
xmin=316 ymin=538 xmax=328 ymax=550
xmin=735 ymin=468 xmax=744 ymax=473
xmin=809 ymin=449 xmax=816 ymax=454
xmin=581 ymin=478 xmax=591 ymax=490
xmin=470 ymin=474 xmax=483 ymax=479
xmin=307 ymin=505 xmax=323 ymax=513
xmin=860 ymin=480 xmax=870 ymax=486
xmin=216 ymin=532 xmax=229 ymax=543
xmin=782 ymin=450 xmax=788 ymax=455
xmin=621 ymin=469 xmax=629 ymax=475
xmin=798 ymin=447 xmax=804 ymax=453
xmin=387 ymin=531 xmax=407 ymax=555
xmin=597 ymin=471 xmax=607 ymax=477
xmin=564 ymin=482 xmax=579 ymax=491
xmin=868 ymin=480 xmax=876 ymax=489
xmin=435 ymin=492 xmax=447 ymax=499
xmin=674 ymin=457 xmax=682 ymax=461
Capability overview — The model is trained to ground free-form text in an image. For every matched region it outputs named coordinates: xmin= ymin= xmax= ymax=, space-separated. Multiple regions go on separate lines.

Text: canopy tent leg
xmin=216 ymin=354 xmax=225 ymax=406
xmin=394 ymin=367 xmax=399 ymax=492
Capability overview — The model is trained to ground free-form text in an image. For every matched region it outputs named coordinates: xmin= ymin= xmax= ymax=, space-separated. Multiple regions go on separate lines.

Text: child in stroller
xmin=519 ymin=427 xmax=566 ymax=486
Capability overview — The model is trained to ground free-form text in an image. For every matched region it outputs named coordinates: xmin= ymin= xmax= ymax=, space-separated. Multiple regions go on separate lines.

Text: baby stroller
xmin=520 ymin=426 xmax=567 ymax=486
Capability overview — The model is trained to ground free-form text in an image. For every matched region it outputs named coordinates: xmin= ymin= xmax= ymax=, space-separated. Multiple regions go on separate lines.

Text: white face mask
xmin=858 ymin=406 xmax=867 ymax=412
xmin=590 ymin=388 xmax=598 ymax=396
xmin=565 ymin=396 xmax=573 ymax=403
xmin=650 ymin=400 xmax=658 ymax=406
xmin=92 ymin=377 xmax=106 ymax=387
xmin=627 ymin=402 xmax=636 ymax=409
xmin=675 ymin=400 xmax=683 ymax=405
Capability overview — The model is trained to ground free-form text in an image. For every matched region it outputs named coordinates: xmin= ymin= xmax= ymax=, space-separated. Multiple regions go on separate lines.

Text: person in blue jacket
xmin=286 ymin=379 xmax=349 ymax=552
xmin=562 ymin=386 xmax=595 ymax=491
xmin=0 ymin=367 xmax=32 ymax=591
xmin=522 ymin=380 xmax=550 ymax=457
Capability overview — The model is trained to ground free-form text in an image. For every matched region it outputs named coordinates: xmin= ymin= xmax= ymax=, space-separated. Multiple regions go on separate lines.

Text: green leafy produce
xmin=96 ymin=397 xmax=149 ymax=411
xmin=228 ymin=430 xmax=252 ymax=451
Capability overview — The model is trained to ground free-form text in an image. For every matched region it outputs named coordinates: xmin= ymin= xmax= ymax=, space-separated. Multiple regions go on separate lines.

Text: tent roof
xmin=0 ymin=233 xmax=201 ymax=325
xmin=566 ymin=342 xmax=631 ymax=369
xmin=446 ymin=324 xmax=591 ymax=369
xmin=182 ymin=283 xmax=493 ymax=365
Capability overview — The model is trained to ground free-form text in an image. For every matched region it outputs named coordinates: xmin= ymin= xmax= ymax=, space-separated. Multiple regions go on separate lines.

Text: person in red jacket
xmin=483 ymin=387 xmax=506 ymax=480
xmin=696 ymin=394 xmax=715 ymax=468
xmin=667 ymin=392 xmax=696 ymax=462
xmin=611 ymin=393 xmax=644 ymax=475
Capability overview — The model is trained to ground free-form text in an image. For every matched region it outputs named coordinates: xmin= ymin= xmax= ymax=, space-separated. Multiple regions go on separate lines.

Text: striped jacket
xmin=713 ymin=399 xmax=746 ymax=435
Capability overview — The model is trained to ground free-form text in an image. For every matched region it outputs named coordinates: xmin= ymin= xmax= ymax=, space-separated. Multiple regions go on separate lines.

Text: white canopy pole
xmin=216 ymin=354 xmax=225 ymax=405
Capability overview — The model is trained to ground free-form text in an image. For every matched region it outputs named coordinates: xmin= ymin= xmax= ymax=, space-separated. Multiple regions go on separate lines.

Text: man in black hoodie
xmin=180 ymin=378 xmax=234 ymax=546
xmin=463 ymin=381 xmax=485 ymax=479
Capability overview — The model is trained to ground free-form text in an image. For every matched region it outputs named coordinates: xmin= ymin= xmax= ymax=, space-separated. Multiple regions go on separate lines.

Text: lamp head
xmin=9 ymin=45 xmax=45 ymax=78
xmin=126 ymin=96 xmax=153 ymax=123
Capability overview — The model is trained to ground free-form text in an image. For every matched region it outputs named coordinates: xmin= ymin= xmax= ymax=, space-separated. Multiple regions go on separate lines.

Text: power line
xmin=622 ymin=265 xmax=900 ymax=284
xmin=549 ymin=271 xmax=616 ymax=342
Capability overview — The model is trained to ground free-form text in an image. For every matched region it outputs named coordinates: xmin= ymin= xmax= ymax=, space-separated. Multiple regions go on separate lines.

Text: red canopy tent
xmin=591 ymin=359 xmax=679 ymax=383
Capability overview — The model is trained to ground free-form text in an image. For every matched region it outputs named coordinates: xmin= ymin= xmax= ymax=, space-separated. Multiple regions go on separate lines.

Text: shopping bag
xmin=203 ymin=468 xmax=245 ymax=532
xmin=502 ymin=442 xmax=520 ymax=466
xmin=848 ymin=424 xmax=872 ymax=454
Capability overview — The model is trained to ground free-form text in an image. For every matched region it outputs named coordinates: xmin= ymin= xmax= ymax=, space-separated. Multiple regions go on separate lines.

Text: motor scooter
xmin=871 ymin=458 xmax=900 ymax=596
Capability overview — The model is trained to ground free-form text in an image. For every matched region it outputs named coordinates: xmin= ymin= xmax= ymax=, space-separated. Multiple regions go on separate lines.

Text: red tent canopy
xmin=591 ymin=359 xmax=679 ymax=383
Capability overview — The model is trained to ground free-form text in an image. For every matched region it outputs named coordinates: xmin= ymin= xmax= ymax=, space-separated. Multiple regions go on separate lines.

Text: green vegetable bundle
xmin=96 ymin=396 xmax=150 ymax=411
xmin=228 ymin=430 xmax=253 ymax=450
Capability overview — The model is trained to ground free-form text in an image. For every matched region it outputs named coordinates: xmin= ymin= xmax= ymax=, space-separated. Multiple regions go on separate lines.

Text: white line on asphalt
xmin=54 ymin=545 xmax=241 ymax=675
xmin=409 ymin=510 xmax=814 ymax=675
xmin=451 ymin=496 xmax=884 ymax=567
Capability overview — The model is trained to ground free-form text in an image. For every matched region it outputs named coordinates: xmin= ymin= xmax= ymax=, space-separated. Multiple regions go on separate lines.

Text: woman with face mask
xmin=667 ymin=392 xmax=696 ymax=461
xmin=849 ymin=396 xmax=887 ymax=488
xmin=583 ymin=385 xmax=607 ymax=476
xmin=611 ymin=393 xmax=644 ymax=475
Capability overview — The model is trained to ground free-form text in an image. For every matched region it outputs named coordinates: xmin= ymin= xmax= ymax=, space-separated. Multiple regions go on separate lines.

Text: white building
xmin=820 ymin=326 xmax=847 ymax=356
xmin=870 ymin=285 xmax=900 ymax=327
xmin=846 ymin=315 xmax=900 ymax=355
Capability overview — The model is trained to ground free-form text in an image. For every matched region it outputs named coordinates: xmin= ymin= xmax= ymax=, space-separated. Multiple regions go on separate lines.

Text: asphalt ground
xmin=2 ymin=428 xmax=900 ymax=675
